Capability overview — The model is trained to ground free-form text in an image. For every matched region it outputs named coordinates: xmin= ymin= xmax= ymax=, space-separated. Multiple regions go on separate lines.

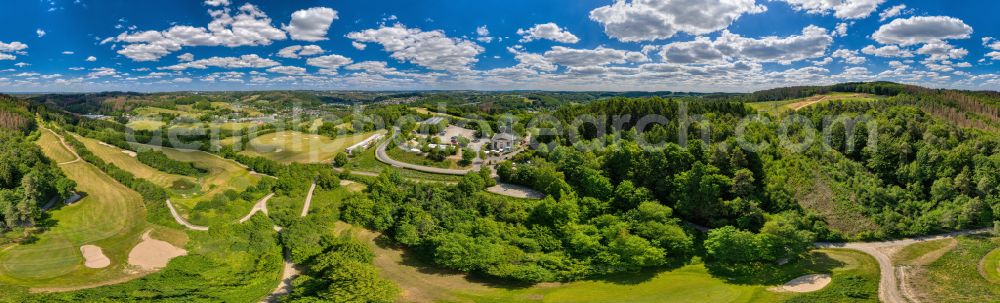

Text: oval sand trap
xmin=776 ymin=274 xmax=832 ymax=292
xmin=128 ymin=231 xmax=187 ymax=271
xmin=80 ymin=245 xmax=111 ymax=268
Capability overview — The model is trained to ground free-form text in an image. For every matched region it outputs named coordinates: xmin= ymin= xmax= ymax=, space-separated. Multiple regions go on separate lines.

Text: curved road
xmin=375 ymin=130 xmax=475 ymax=175
xmin=299 ymin=182 xmax=316 ymax=217
xmin=817 ymin=227 xmax=990 ymax=303
xmin=165 ymin=199 xmax=209 ymax=231
xmin=239 ymin=193 xmax=275 ymax=223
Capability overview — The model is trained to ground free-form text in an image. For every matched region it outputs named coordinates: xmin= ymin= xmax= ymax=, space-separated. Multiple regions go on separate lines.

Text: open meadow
xmin=898 ymin=235 xmax=1000 ymax=302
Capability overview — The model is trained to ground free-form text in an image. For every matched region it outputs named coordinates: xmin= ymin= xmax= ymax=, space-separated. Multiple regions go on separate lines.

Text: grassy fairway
xmin=0 ymin=136 xmax=147 ymax=288
xmin=125 ymin=119 xmax=165 ymax=131
xmin=77 ymin=136 xmax=195 ymax=189
xmin=904 ymin=235 xmax=1000 ymax=301
xmin=37 ymin=129 xmax=77 ymax=163
xmin=983 ymin=246 xmax=1000 ymax=283
xmin=334 ymin=221 xmax=878 ymax=303
xmin=135 ymin=144 xmax=261 ymax=225
xmin=237 ymin=130 xmax=385 ymax=164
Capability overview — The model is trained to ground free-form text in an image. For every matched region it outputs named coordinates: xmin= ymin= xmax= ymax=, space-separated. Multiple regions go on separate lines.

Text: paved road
xmin=817 ymin=228 xmax=991 ymax=303
xmin=165 ymin=199 xmax=209 ymax=231
xmin=375 ymin=130 xmax=475 ymax=175
xmin=299 ymin=182 xmax=316 ymax=217
xmin=240 ymin=193 xmax=275 ymax=223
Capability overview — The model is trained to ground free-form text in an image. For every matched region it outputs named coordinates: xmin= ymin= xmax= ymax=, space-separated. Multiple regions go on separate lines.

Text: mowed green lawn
xmin=133 ymin=143 xmax=261 ymax=225
xmin=77 ymin=136 xmax=195 ymax=189
xmin=0 ymin=135 xmax=147 ymax=288
xmin=125 ymin=119 xmax=165 ymax=131
xmin=37 ymin=129 xmax=78 ymax=163
xmin=235 ymin=130 xmax=385 ymax=164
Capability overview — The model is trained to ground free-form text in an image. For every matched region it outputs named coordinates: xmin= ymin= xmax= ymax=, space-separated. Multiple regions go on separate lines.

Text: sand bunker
xmin=80 ymin=245 xmax=111 ymax=268
xmin=122 ymin=150 xmax=137 ymax=157
xmin=773 ymin=274 xmax=832 ymax=292
xmin=127 ymin=231 xmax=187 ymax=271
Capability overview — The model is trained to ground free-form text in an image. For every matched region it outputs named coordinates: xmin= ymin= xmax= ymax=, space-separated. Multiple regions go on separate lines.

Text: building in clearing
xmin=346 ymin=133 xmax=383 ymax=156
xmin=491 ymin=132 xmax=519 ymax=152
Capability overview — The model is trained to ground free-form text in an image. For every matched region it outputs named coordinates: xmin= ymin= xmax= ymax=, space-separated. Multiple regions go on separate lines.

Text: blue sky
xmin=0 ymin=0 xmax=998 ymax=92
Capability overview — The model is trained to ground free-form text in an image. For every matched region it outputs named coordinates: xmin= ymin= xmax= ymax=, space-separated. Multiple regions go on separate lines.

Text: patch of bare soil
xmin=771 ymin=274 xmax=832 ymax=292
xmin=127 ymin=231 xmax=187 ymax=271
xmin=80 ymin=245 xmax=110 ymax=268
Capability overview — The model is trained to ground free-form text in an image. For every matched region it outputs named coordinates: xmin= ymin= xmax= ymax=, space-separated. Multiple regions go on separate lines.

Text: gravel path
xmin=165 ymin=199 xmax=209 ymax=231
xmin=239 ymin=193 xmax=275 ymax=223
xmin=817 ymin=228 xmax=991 ymax=303
xmin=299 ymin=182 xmax=316 ymax=217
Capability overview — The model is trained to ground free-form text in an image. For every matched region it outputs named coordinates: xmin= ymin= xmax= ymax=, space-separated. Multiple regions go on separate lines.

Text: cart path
xmin=816 ymin=227 xmax=991 ymax=303
xmin=239 ymin=193 xmax=275 ymax=223
xmin=299 ymin=182 xmax=316 ymax=217
xmin=165 ymin=199 xmax=209 ymax=231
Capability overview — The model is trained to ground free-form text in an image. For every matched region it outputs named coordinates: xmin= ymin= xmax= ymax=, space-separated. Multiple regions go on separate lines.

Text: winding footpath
xmin=816 ymin=228 xmax=991 ymax=303
xmin=165 ymin=199 xmax=209 ymax=231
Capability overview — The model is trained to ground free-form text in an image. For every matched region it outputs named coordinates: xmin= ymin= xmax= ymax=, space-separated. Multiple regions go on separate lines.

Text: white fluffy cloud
xmin=916 ymin=41 xmax=968 ymax=61
xmin=654 ymin=25 xmax=832 ymax=65
xmin=277 ymin=45 xmax=325 ymax=58
xmin=777 ymin=0 xmax=885 ymax=19
xmin=114 ymin=3 xmax=286 ymax=61
xmin=878 ymin=4 xmax=908 ymax=21
xmin=589 ymin=0 xmax=766 ymax=42
xmin=267 ymin=66 xmax=307 ymax=75
xmin=204 ymin=0 xmax=229 ymax=6
xmin=872 ymin=16 xmax=973 ymax=45
xmin=476 ymin=26 xmax=493 ymax=43
xmin=713 ymin=25 xmax=833 ymax=64
xmin=36 ymin=29 xmax=46 ymax=38
xmin=160 ymin=54 xmax=279 ymax=70
xmin=861 ymin=45 xmax=913 ymax=57
xmin=0 ymin=41 xmax=27 ymax=60
xmin=177 ymin=53 xmax=194 ymax=61
xmin=283 ymin=7 xmax=337 ymax=42
xmin=85 ymin=56 xmax=97 ymax=62
xmin=347 ymin=24 xmax=484 ymax=72
xmin=517 ymin=23 xmax=579 ymax=43
xmin=543 ymin=46 xmax=648 ymax=68
xmin=305 ymin=54 xmax=353 ymax=74
xmin=831 ymin=48 xmax=866 ymax=64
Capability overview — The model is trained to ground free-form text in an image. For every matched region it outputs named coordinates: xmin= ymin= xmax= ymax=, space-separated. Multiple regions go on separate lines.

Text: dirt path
xmin=299 ymin=182 xmax=316 ymax=217
xmin=262 ymin=250 xmax=301 ymax=303
xmin=239 ymin=193 xmax=275 ymax=223
xmin=788 ymin=96 xmax=828 ymax=111
xmin=165 ymin=199 xmax=209 ymax=231
xmin=817 ymin=227 xmax=991 ymax=303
